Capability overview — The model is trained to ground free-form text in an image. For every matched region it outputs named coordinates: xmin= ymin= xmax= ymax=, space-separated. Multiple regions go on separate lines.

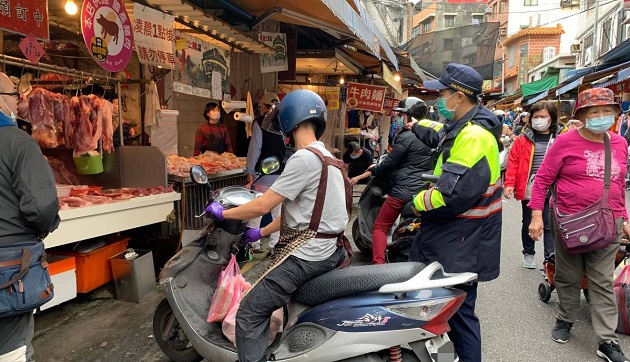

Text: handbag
xmin=551 ymin=133 xmax=617 ymax=254
xmin=0 ymin=241 xmax=54 ymax=317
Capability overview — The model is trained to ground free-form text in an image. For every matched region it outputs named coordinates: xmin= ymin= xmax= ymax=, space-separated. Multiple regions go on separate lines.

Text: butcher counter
xmin=44 ymin=192 xmax=181 ymax=248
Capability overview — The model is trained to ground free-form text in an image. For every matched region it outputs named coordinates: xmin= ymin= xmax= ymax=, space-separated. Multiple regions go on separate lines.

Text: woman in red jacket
xmin=503 ymin=101 xmax=559 ymax=269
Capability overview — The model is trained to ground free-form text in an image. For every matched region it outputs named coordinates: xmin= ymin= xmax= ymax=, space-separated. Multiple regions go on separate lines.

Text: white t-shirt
xmin=270 ymin=141 xmax=348 ymax=261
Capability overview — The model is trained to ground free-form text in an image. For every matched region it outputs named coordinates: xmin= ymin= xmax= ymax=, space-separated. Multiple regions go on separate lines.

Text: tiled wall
xmin=171 ymin=93 xmax=208 ymax=157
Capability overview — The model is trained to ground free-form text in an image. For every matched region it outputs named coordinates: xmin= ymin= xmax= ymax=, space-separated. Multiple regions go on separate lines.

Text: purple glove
xmin=205 ymin=202 xmax=225 ymax=220
xmin=242 ymin=228 xmax=263 ymax=243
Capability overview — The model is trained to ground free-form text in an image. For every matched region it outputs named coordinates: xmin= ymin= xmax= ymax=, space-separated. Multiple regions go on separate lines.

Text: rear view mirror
xmin=260 ymin=157 xmax=280 ymax=175
xmin=190 ymin=165 xmax=208 ymax=184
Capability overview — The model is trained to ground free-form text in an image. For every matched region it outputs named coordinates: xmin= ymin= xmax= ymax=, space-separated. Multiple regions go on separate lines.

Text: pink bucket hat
xmin=572 ymin=88 xmax=621 ymax=118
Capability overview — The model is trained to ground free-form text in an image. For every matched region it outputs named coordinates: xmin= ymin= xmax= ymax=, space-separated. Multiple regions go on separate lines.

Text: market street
xmin=30 ymin=195 xmax=630 ymax=362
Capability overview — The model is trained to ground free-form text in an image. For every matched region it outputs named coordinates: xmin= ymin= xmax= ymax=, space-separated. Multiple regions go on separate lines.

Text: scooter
xmin=153 ymin=162 xmax=477 ymax=362
xmin=352 ymin=176 xmax=425 ymax=263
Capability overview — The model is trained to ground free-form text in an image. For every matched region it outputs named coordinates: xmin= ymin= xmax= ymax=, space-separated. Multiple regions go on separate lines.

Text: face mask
xmin=395 ymin=115 xmax=405 ymax=128
xmin=531 ymin=118 xmax=550 ymax=132
xmin=350 ymin=153 xmax=360 ymax=159
xmin=0 ymin=97 xmax=16 ymax=123
xmin=585 ymin=115 xmax=615 ymax=134
xmin=436 ymin=93 xmax=459 ymax=121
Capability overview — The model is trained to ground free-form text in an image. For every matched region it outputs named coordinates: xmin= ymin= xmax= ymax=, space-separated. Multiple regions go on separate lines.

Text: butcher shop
xmin=0 ymin=0 xmax=426 ymax=314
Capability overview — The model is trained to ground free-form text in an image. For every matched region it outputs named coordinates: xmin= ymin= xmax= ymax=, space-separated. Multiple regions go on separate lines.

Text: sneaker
xmin=551 ymin=319 xmax=572 ymax=343
xmin=267 ymin=248 xmax=275 ymax=258
xmin=251 ymin=242 xmax=264 ymax=254
xmin=598 ymin=341 xmax=630 ymax=362
xmin=523 ymin=254 xmax=536 ymax=269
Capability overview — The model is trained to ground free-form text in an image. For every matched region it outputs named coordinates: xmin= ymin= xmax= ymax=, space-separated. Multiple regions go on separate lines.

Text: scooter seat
xmin=292 ymin=262 xmax=426 ymax=306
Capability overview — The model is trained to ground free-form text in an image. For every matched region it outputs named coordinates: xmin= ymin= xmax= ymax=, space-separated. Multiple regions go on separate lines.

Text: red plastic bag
xmin=207 ymin=255 xmax=245 ymax=323
xmin=614 ymin=264 xmax=630 ymax=335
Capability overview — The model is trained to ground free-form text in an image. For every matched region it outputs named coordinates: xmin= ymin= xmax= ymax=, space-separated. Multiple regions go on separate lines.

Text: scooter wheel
xmin=352 ymin=218 xmax=373 ymax=255
xmin=153 ymin=298 xmax=203 ymax=362
xmin=538 ymin=282 xmax=552 ymax=303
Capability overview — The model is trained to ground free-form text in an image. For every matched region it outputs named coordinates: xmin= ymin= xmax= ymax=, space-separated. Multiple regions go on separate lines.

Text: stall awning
xmin=521 ymin=76 xmax=558 ymax=97
xmin=523 ymin=90 xmax=549 ymax=106
xmin=139 ymin=0 xmax=273 ymax=53
xmin=601 ymin=39 xmax=630 ymax=65
xmin=228 ymin=0 xmax=398 ymax=69
xmin=593 ymin=67 xmax=630 ymax=88
xmin=556 ymin=76 xmax=584 ymax=96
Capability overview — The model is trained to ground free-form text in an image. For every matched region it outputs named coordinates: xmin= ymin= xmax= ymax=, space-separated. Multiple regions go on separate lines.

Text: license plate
xmin=425 ymin=334 xmax=458 ymax=362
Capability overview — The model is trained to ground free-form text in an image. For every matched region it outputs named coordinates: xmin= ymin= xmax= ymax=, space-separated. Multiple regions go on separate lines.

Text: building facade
xmin=360 ymin=0 xmax=415 ymax=46
xmin=575 ymin=0 xmax=629 ymax=67
xmin=502 ymin=25 xmax=564 ymax=93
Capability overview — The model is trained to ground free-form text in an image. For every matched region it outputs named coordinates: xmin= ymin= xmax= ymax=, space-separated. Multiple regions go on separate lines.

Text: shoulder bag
xmin=0 ymin=241 xmax=54 ymax=317
xmin=551 ymin=133 xmax=617 ymax=254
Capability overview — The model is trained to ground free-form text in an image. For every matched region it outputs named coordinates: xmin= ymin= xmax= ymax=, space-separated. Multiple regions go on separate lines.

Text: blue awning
xmin=592 ymin=67 xmax=630 ymax=89
xmin=523 ymin=90 xmax=549 ymax=106
xmin=556 ymin=76 xmax=584 ymax=96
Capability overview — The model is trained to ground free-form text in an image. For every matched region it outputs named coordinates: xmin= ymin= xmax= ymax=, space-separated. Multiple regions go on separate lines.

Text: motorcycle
xmin=351 ymin=176 xmax=423 ymax=263
xmin=153 ymin=161 xmax=477 ymax=362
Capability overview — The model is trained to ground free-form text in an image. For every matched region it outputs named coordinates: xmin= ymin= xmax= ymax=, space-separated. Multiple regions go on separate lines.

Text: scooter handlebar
xmin=421 ymin=174 xmax=440 ymax=183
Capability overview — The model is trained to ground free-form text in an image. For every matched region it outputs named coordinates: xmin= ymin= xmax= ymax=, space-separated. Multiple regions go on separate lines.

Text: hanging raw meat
xmin=87 ymin=95 xmax=103 ymax=151
xmin=101 ymin=100 xmax=114 ymax=153
xmin=72 ymin=96 xmax=94 ymax=154
xmin=22 ymin=88 xmax=59 ymax=148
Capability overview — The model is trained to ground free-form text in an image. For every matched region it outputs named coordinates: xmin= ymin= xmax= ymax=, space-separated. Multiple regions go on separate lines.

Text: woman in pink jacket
xmin=504 ymin=101 xmax=560 ymax=269
xmin=528 ymin=88 xmax=630 ymax=362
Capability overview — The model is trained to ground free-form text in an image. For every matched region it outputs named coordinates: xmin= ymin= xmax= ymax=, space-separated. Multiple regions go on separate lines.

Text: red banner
xmin=345 ymin=82 xmax=388 ymax=112
xmin=383 ymin=97 xmax=401 ymax=109
xmin=607 ymin=79 xmax=630 ymax=94
xmin=0 ymin=0 xmax=49 ymax=41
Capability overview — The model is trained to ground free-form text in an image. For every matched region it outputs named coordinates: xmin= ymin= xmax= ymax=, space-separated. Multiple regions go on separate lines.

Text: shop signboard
xmin=0 ymin=0 xmax=49 ymax=41
xmin=383 ymin=97 xmax=400 ymax=109
xmin=517 ymin=44 xmax=529 ymax=87
xmin=382 ymin=63 xmax=402 ymax=95
xmin=132 ymin=4 xmax=175 ymax=69
xmin=19 ymin=33 xmax=45 ymax=64
xmin=173 ymin=30 xmax=231 ymax=99
xmin=259 ymin=32 xmax=288 ymax=74
xmin=81 ymin=0 xmax=133 ymax=73
xmin=345 ymin=82 xmax=387 ymax=112
xmin=324 ymin=90 xmax=340 ymax=110
xmin=607 ymin=79 xmax=630 ymax=94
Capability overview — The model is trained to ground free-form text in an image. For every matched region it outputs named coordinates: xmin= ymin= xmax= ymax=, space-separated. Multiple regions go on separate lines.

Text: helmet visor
xmin=261 ymin=103 xmax=283 ymax=135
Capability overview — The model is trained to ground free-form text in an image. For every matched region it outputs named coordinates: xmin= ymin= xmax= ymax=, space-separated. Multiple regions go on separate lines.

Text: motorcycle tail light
xmin=385 ymin=292 xmax=466 ymax=336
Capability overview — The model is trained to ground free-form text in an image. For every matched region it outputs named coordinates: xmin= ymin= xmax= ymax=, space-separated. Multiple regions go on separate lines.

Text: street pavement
xmin=30 ymin=193 xmax=630 ymax=361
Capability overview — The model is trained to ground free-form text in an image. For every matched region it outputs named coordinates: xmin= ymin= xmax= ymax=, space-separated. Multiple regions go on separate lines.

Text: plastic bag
xmin=614 ymin=264 xmax=630 ymax=335
xmin=207 ymin=255 xmax=244 ymax=323
xmin=222 ymin=305 xmax=283 ymax=347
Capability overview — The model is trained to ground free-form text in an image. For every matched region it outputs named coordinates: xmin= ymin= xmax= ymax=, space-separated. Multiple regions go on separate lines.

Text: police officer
xmin=406 ymin=63 xmax=503 ymax=362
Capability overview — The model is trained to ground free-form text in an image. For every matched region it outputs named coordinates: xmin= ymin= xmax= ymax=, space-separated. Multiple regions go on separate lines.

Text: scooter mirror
xmin=260 ymin=157 xmax=280 ymax=175
xmin=190 ymin=165 xmax=209 ymax=184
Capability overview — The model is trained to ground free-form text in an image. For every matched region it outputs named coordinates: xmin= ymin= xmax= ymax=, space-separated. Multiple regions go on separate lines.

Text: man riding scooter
xmin=351 ymin=97 xmax=433 ymax=265
xmin=204 ymin=89 xmax=352 ymax=362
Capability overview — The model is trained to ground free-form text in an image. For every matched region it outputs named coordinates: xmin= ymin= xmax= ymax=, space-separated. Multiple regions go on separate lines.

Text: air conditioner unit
xmin=499 ymin=28 xmax=507 ymax=35
xmin=570 ymin=43 xmax=581 ymax=53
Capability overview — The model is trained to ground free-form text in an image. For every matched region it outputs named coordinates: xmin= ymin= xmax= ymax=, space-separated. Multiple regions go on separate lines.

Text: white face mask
xmin=531 ymin=117 xmax=550 ymax=132
xmin=0 ymin=96 xmax=16 ymax=123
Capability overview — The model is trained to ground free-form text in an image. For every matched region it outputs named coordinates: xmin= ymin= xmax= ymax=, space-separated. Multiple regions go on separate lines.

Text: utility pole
xmin=591 ymin=0 xmax=600 ymax=66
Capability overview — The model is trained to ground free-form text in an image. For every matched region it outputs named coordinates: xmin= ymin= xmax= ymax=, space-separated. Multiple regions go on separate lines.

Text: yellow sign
xmin=382 ymin=62 xmax=402 ymax=95
xmin=325 ymin=90 xmax=340 ymax=110
xmin=175 ymin=38 xmax=188 ymax=50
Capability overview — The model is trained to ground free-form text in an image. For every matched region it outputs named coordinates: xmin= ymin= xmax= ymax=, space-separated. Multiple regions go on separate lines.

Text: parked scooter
xmin=352 ymin=176 xmax=426 ymax=263
xmin=153 ymin=162 xmax=477 ymax=362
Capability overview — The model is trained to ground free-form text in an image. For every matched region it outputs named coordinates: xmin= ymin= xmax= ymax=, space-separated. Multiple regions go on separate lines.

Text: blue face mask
xmin=585 ymin=115 xmax=615 ymax=134
xmin=395 ymin=115 xmax=405 ymax=128
xmin=436 ymin=94 xmax=459 ymax=121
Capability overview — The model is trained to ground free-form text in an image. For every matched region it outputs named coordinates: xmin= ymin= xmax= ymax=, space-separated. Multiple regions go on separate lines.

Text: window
xmin=583 ymin=32 xmax=594 ymax=64
xmin=586 ymin=0 xmax=596 ymax=9
xmin=524 ymin=0 xmax=538 ymax=5
xmin=508 ymin=46 xmax=516 ymax=68
xmin=423 ymin=20 xmax=431 ymax=33
xmin=472 ymin=15 xmax=484 ymax=25
xmin=543 ymin=47 xmax=556 ymax=62
xmin=492 ymin=3 xmax=497 ymax=18
xmin=444 ymin=38 xmax=453 ymax=50
xmin=531 ymin=76 xmax=535 ymax=82
xmin=601 ymin=18 xmax=612 ymax=54
xmin=445 ymin=15 xmax=455 ymax=28
xmin=499 ymin=0 xmax=507 ymax=13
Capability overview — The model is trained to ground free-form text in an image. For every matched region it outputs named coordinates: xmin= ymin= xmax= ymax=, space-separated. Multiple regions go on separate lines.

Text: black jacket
xmin=370 ymin=129 xmax=433 ymax=201
xmin=0 ymin=114 xmax=60 ymax=245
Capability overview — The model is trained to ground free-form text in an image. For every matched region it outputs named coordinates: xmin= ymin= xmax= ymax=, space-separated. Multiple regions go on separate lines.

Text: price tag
xmin=19 ymin=34 xmax=46 ymax=64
